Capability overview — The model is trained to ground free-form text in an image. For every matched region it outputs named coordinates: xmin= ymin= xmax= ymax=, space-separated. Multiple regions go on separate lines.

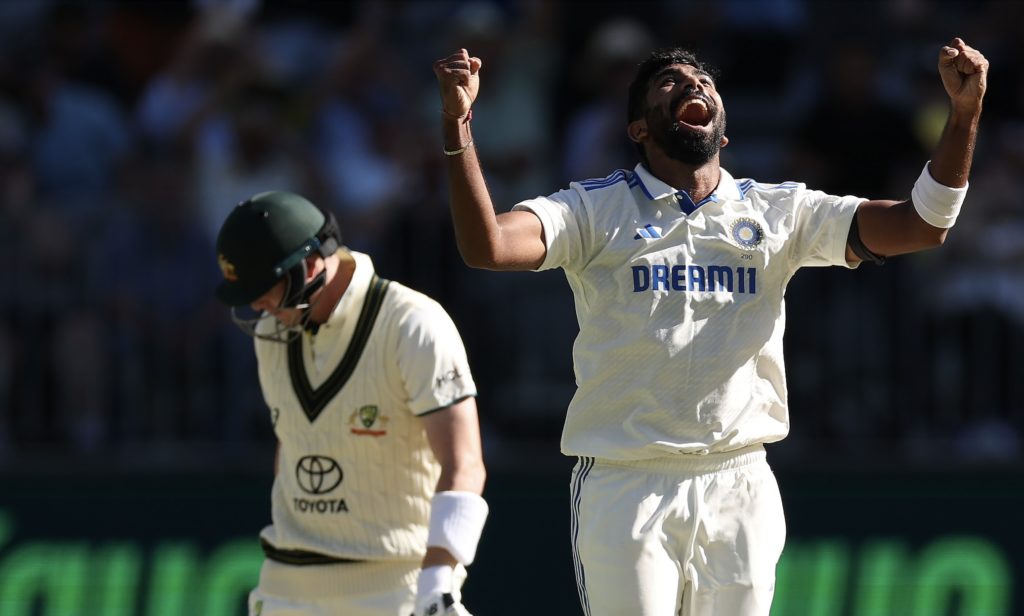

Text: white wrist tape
xmin=427 ymin=491 xmax=488 ymax=565
xmin=911 ymin=161 xmax=967 ymax=229
xmin=417 ymin=565 xmax=453 ymax=598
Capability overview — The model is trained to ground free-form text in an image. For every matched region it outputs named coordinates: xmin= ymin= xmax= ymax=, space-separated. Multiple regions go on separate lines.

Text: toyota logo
xmin=295 ymin=455 xmax=343 ymax=495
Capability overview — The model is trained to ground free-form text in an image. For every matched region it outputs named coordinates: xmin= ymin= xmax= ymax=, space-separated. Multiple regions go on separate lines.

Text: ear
xmin=627 ymin=118 xmax=648 ymax=144
xmin=720 ymin=135 xmax=729 ymax=148
xmin=304 ymin=254 xmax=322 ymax=282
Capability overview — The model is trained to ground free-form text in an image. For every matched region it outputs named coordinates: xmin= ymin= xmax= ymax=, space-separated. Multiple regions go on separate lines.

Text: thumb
xmin=469 ymin=56 xmax=483 ymax=74
xmin=939 ymin=46 xmax=959 ymax=67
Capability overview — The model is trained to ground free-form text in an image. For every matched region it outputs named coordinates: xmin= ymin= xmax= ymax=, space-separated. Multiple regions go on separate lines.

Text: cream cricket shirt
xmin=254 ymin=251 xmax=476 ymax=561
xmin=514 ymin=164 xmax=862 ymax=460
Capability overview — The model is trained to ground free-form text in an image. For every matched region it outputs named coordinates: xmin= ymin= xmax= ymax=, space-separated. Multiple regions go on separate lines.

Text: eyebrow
xmin=652 ymin=65 xmax=714 ymax=84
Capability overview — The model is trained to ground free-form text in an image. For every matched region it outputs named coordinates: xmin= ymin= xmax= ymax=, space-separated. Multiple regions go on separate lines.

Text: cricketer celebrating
xmin=433 ymin=37 xmax=987 ymax=616
xmin=214 ymin=192 xmax=487 ymax=616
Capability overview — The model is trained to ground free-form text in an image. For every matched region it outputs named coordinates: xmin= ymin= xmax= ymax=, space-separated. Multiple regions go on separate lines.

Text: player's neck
xmin=309 ymin=252 xmax=354 ymax=324
xmin=645 ymin=155 xmax=721 ymax=202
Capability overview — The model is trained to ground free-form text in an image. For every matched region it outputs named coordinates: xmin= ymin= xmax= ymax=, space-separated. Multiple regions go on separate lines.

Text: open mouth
xmin=675 ymin=97 xmax=713 ymax=129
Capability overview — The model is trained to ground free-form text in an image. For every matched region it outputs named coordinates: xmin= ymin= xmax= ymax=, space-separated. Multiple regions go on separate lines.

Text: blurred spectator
xmin=561 ymin=18 xmax=653 ymax=180
xmin=134 ymin=9 xmax=251 ymax=148
xmin=191 ymin=76 xmax=322 ymax=244
xmin=0 ymin=0 xmax=1018 ymax=468
xmin=308 ymin=29 xmax=417 ymax=254
xmin=94 ymin=151 xmax=226 ymax=445
xmin=790 ymin=41 xmax=925 ymax=197
xmin=15 ymin=52 xmax=133 ymax=230
xmin=440 ymin=1 xmax=558 ymax=203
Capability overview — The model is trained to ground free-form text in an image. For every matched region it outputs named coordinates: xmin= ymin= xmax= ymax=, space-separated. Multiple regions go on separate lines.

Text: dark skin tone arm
xmin=434 ymin=39 xmax=987 ymax=269
xmin=435 ymin=50 xmax=546 ymax=271
xmin=849 ymin=37 xmax=987 ymax=262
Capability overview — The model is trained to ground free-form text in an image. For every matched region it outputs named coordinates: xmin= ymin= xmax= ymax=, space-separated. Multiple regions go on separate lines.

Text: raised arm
xmin=433 ymin=49 xmax=548 ymax=271
xmin=849 ymin=38 xmax=988 ymax=262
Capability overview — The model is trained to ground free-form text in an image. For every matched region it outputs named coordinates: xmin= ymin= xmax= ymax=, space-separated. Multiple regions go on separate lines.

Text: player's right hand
xmin=432 ymin=48 xmax=481 ymax=120
xmin=411 ymin=592 xmax=473 ymax=616
xmin=937 ymin=38 xmax=988 ymax=116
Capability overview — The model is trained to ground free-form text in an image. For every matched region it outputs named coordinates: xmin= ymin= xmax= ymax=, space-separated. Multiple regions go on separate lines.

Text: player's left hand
xmin=937 ymin=38 xmax=988 ymax=116
xmin=411 ymin=592 xmax=473 ymax=616
xmin=412 ymin=565 xmax=472 ymax=616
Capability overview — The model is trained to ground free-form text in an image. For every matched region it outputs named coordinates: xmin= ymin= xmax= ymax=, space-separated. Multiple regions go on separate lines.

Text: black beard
xmin=648 ymin=105 xmax=726 ymax=166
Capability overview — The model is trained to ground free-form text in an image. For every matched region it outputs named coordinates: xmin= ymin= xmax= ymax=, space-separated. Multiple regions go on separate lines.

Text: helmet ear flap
xmin=280 ymin=261 xmax=308 ymax=309
xmin=316 ymin=211 xmax=342 ymax=257
xmin=280 ymin=258 xmax=327 ymax=311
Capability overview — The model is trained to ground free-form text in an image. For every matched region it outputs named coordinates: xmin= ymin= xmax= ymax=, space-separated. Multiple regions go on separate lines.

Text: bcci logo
xmin=730 ymin=218 xmax=763 ymax=250
xmin=349 ymin=405 xmax=389 ymax=436
xmin=295 ymin=455 xmax=343 ymax=494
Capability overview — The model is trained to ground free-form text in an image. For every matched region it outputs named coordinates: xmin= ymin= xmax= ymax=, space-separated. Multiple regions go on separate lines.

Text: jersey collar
xmin=633 ymin=163 xmax=743 ymax=214
xmin=324 ymin=250 xmax=374 ymax=328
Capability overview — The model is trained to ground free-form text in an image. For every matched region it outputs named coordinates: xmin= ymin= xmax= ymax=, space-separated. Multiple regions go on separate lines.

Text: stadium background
xmin=0 ymin=0 xmax=1021 ymax=614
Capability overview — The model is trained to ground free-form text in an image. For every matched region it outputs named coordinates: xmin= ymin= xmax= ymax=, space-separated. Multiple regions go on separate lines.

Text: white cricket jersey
xmin=253 ymin=250 xmax=476 ymax=561
xmin=513 ymin=163 xmax=863 ymax=460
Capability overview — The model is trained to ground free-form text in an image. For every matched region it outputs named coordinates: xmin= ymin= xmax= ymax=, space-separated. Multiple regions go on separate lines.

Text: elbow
xmin=459 ymin=245 xmax=506 ymax=271
xmin=472 ymin=463 xmax=487 ymax=494
xmin=906 ymin=205 xmax=950 ymax=250
xmin=465 ymin=455 xmax=488 ymax=495
xmin=923 ymin=227 xmax=949 ymax=249
xmin=460 ymin=251 xmax=496 ymax=270
xmin=464 ymin=456 xmax=487 ymax=494
xmin=444 ymin=459 xmax=486 ymax=495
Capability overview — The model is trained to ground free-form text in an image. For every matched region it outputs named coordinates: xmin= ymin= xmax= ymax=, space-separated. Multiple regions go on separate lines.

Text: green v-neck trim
xmin=287 ymin=274 xmax=391 ymax=423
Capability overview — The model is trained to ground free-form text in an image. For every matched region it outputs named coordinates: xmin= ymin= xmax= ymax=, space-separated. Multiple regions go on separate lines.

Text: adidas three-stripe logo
xmin=634 ymin=224 xmax=663 ymax=239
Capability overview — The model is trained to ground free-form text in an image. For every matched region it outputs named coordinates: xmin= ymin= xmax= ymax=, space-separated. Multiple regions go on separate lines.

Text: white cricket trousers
xmin=570 ymin=444 xmax=785 ymax=616
xmin=248 ymin=558 xmax=467 ymax=616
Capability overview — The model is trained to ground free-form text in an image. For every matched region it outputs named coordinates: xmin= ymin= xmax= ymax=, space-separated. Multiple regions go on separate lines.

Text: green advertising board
xmin=0 ymin=467 xmax=1019 ymax=615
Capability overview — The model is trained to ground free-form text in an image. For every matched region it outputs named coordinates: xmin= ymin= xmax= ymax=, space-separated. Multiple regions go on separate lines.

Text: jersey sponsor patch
xmin=295 ymin=455 xmax=343 ymax=494
xmin=632 ymin=264 xmax=757 ymax=294
xmin=292 ymin=497 xmax=349 ymax=514
xmin=435 ymin=367 xmax=464 ymax=388
xmin=730 ymin=217 xmax=763 ymax=250
xmin=349 ymin=405 xmax=389 ymax=436
xmin=293 ymin=455 xmax=349 ymax=514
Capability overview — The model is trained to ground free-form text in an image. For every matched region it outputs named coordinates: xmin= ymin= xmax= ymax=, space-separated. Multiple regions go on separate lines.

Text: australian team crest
xmin=349 ymin=405 xmax=389 ymax=436
xmin=730 ymin=218 xmax=763 ymax=250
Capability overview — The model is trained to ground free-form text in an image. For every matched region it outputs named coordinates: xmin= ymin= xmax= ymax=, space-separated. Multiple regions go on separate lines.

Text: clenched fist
xmin=938 ymin=38 xmax=988 ymax=116
xmin=433 ymin=49 xmax=482 ymax=120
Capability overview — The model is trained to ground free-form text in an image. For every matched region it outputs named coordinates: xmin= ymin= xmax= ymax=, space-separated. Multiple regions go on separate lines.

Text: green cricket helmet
xmin=215 ymin=191 xmax=341 ymax=339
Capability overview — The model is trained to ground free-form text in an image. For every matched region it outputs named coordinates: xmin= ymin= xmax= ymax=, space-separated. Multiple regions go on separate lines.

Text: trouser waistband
xmin=591 ymin=443 xmax=767 ymax=474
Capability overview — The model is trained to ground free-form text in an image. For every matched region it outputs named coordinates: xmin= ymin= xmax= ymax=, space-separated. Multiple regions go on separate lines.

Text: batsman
xmin=215 ymin=192 xmax=488 ymax=616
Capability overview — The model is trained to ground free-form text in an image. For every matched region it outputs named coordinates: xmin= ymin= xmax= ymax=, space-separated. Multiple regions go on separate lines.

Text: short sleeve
xmin=790 ymin=188 xmax=864 ymax=269
xmin=396 ymin=301 xmax=477 ymax=416
xmin=512 ymin=187 xmax=589 ymax=272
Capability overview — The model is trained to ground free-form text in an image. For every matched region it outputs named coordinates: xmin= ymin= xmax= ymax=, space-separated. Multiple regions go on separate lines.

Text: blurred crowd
xmin=0 ymin=0 xmax=1021 ymax=469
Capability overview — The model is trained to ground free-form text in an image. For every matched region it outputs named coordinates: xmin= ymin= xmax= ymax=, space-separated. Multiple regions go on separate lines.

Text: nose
xmin=681 ymin=79 xmax=704 ymax=96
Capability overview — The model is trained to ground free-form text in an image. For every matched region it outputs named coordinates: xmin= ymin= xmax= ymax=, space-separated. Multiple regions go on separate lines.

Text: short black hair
xmin=626 ymin=48 xmax=718 ymax=123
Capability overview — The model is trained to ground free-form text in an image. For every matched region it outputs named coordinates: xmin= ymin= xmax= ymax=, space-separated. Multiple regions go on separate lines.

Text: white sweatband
xmin=417 ymin=565 xmax=453 ymax=598
xmin=427 ymin=491 xmax=488 ymax=565
xmin=911 ymin=161 xmax=967 ymax=229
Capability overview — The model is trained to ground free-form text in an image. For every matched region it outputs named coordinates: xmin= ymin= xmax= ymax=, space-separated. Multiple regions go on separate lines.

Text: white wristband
xmin=911 ymin=161 xmax=967 ymax=229
xmin=427 ymin=491 xmax=488 ymax=565
xmin=417 ymin=564 xmax=453 ymax=598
